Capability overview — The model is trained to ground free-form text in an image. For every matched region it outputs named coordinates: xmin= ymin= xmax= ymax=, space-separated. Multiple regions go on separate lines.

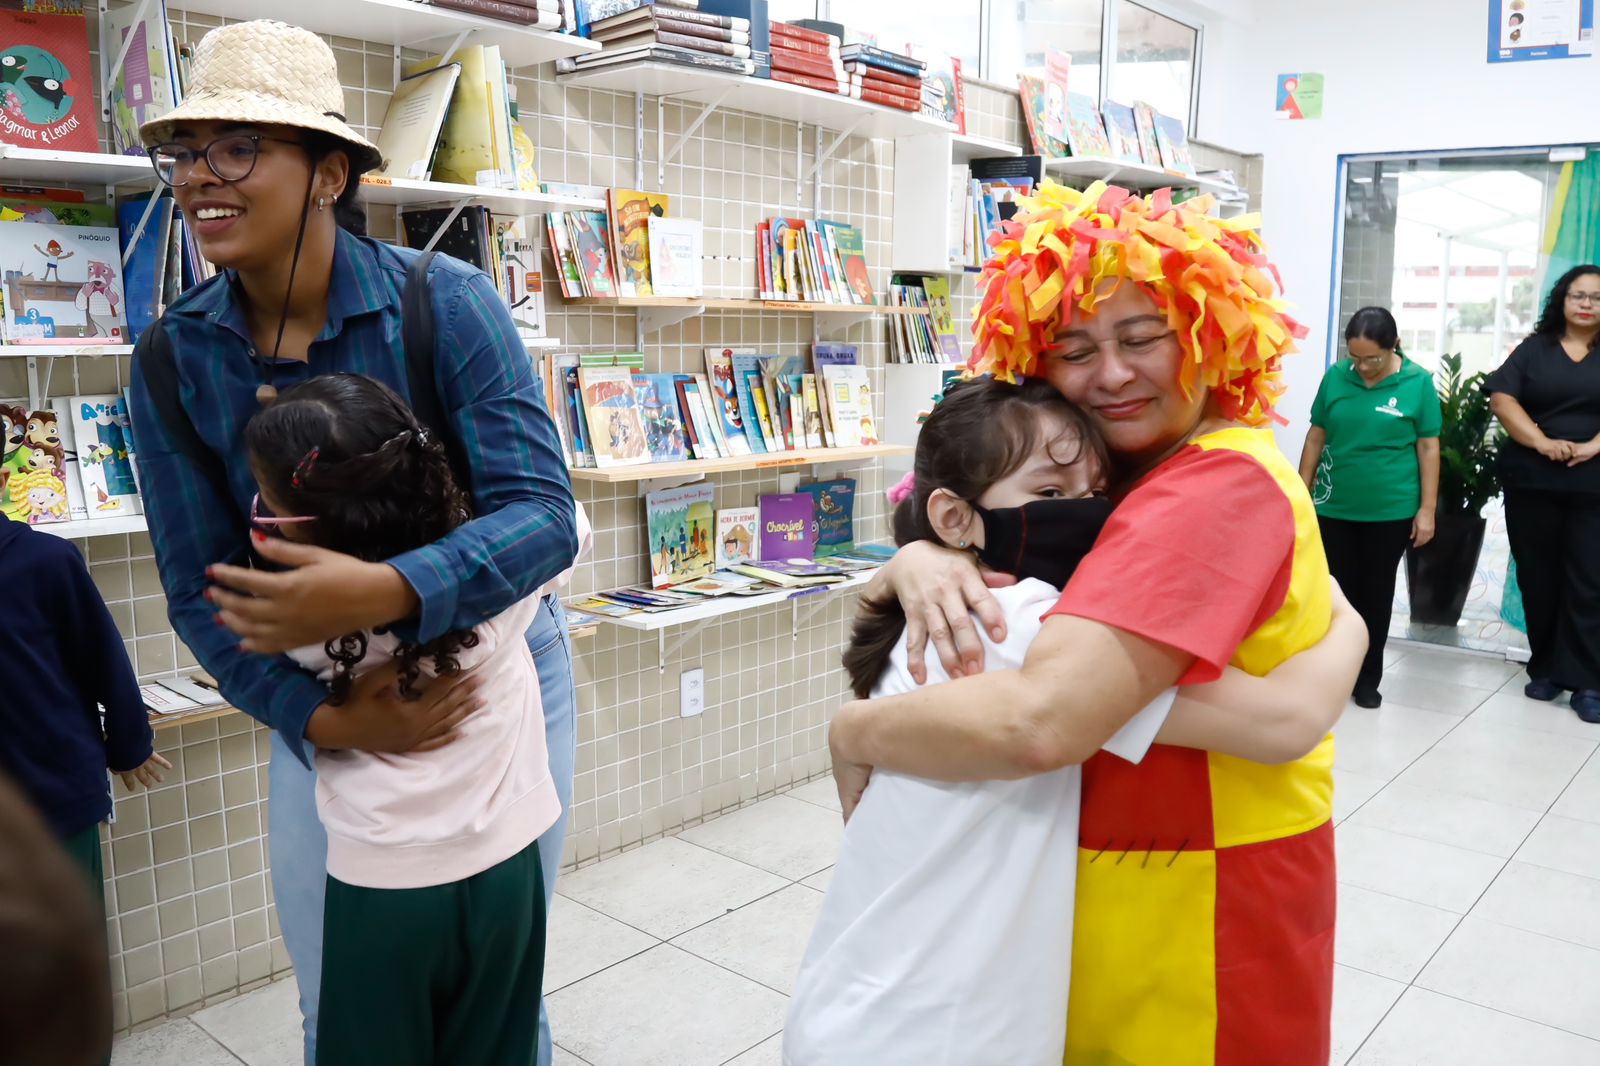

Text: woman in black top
xmin=1484 ymin=265 xmax=1600 ymax=722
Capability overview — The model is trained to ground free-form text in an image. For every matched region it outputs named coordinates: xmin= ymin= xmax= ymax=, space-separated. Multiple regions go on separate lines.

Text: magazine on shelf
xmin=69 ymin=394 xmax=142 ymax=518
xmin=645 ymin=483 xmax=717 ymax=589
xmin=607 ymin=188 xmax=668 ymax=297
xmin=646 ymin=216 xmax=703 ymax=298
xmin=757 ymin=492 xmax=817 ymax=561
xmin=0 ymin=220 xmax=128 ymax=343
xmin=373 ymin=63 xmax=462 ymax=182
xmin=578 ymin=366 xmax=651 ymax=467
xmin=798 ymin=478 xmax=854 ymax=557
xmin=106 ymin=0 xmax=182 ymax=157
xmin=715 ymin=506 xmax=759 ymax=568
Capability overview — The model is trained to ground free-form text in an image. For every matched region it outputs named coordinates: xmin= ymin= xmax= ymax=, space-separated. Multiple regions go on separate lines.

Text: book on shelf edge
xmin=577 ymin=366 xmax=651 ymax=467
xmin=697 ymin=0 xmax=770 ymax=78
xmin=770 ymin=70 xmax=842 ymax=95
xmin=562 ymin=44 xmax=755 ymax=75
xmin=798 ymin=478 xmax=854 ymax=557
xmin=631 ymin=373 xmax=691 ymax=463
xmin=106 ymin=0 xmax=182 ymax=157
xmin=849 ymin=87 xmax=919 ymax=111
xmin=769 ymin=21 xmax=834 ymax=46
xmin=842 ymin=63 xmax=918 ymax=88
xmin=589 ymin=6 xmax=748 ymax=34
xmin=372 ymin=63 xmax=461 ymax=183
xmin=593 ymin=16 xmax=750 ymax=44
xmin=770 ymin=35 xmax=838 ymax=59
xmin=756 ymin=493 xmax=817 ymax=562
xmin=702 ymin=348 xmax=754 ymax=456
xmin=1101 ymin=100 xmax=1145 ymax=164
xmin=1132 ymin=101 xmax=1163 ymax=171
xmin=646 ymin=216 xmax=703 ymax=298
xmin=599 ymin=30 xmax=752 ymax=57
xmin=607 ymin=188 xmax=668 ymax=298
xmin=645 ymin=483 xmax=717 ymax=589
xmin=715 ymin=506 xmax=758 ymax=567
xmin=430 ymin=0 xmax=564 ymax=25
xmin=770 ymin=50 xmax=843 ymax=78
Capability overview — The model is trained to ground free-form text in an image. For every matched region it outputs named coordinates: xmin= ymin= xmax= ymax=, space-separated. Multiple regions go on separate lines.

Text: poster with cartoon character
xmin=70 ymin=393 xmax=142 ymax=518
xmin=0 ymin=1 xmax=101 ymax=154
xmin=0 ymin=220 xmax=128 ymax=342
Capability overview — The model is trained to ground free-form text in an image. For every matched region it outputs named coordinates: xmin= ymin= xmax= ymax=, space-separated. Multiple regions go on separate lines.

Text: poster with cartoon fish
xmin=69 ymin=393 xmax=142 ymax=519
xmin=0 ymin=1 xmax=101 ymax=154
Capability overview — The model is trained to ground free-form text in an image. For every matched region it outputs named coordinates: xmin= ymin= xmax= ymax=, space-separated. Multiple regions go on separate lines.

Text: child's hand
xmin=119 ymin=753 xmax=173 ymax=792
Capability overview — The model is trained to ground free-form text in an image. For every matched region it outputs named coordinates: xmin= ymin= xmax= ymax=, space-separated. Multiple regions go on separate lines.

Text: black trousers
xmin=1318 ymin=515 xmax=1413 ymax=695
xmin=1504 ymin=489 xmax=1600 ymax=692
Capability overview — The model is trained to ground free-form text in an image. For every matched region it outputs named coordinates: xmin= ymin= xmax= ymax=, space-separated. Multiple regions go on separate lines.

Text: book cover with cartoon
xmin=0 ymin=0 xmax=100 ymax=154
xmin=715 ymin=506 xmax=758 ymax=569
xmin=578 ymin=366 xmax=650 ymax=468
xmin=0 ymin=402 xmax=65 ymax=523
xmin=607 ymin=188 xmax=668 ymax=298
xmin=69 ymin=393 xmax=142 ymax=518
xmin=632 ymin=372 xmax=690 ymax=463
xmin=569 ymin=210 xmax=618 ymax=297
xmin=703 ymin=348 xmax=755 ymax=456
xmin=798 ymin=478 xmax=855 ymax=558
xmin=645 ymin=484 xmax=716 ymax=588
xmin=0 ymin=219 xmax=127 ymax=341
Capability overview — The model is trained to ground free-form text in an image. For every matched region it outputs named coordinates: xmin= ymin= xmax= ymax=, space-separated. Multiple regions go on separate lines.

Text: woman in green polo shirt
xmin=1298 ymin=307 xmax=1442 ymax=707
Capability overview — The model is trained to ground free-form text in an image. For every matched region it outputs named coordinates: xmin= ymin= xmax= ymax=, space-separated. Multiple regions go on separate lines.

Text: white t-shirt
xmin=784 ymin=579 xmax=1175 ymax=1066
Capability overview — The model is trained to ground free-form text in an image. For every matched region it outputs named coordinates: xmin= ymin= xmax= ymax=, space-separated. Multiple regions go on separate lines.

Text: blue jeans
xmin=268 ymin=595 xmax=577 ymax=1066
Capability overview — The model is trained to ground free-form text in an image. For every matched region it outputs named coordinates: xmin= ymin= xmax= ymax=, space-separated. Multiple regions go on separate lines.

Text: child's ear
xmin=926 ymin=488 xmax=981 ymax=550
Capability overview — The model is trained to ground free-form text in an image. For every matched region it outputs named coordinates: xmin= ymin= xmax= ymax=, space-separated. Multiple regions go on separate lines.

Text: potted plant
xmin=1405 ymin=352 xmax=1504 ymax=626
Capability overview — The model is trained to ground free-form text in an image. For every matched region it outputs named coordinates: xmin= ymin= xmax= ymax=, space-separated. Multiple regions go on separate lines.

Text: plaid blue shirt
xmin=129 ymin=228 xmax=577 ymax=766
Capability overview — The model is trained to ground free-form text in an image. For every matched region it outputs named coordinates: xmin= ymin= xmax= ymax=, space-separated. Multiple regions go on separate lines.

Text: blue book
xmin=632 ymin=373 xmax=691 ymax=463
xmin=730 ymin=352 xmax=769 ymax=453
xmin=799 ymin=478 xmax=854 ymax=558
xmin=116 ymin=195 xmax=175 ymax=345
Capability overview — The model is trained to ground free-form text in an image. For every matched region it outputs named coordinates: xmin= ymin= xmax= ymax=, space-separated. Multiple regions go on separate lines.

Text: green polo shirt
xmin=1309 ymin=356 xmax=1442 ymax=521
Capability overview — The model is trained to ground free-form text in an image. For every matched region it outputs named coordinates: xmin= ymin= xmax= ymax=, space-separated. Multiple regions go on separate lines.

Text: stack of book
xmin=426 ymin=0 xmax=571 ymax=28
xmin=754 ymin=217 xmax=874 ymax=305
xmin=840 ymin=43 xmax=924 ymax=112
xmin=563 ymin=0 xmax=754 ymax=76
xmin=768 ymin=20 xmax=843 ymax=93
xmin=888 ymin=275 xmax=963 ymax=364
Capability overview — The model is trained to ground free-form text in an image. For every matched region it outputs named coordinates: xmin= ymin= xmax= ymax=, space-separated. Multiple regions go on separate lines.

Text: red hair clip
xmin=291 ymin=446 xmax=320 ymax=489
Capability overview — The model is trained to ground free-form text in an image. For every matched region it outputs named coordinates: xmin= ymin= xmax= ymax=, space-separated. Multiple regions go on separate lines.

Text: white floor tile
xmin=1345 ymin=783 xmax=1541 ymax=858
xmin=1330 ymin=964 xmax=1406 ymax=1066
xmin=800 ymin=867 xmax=833 ymax=892
xmin=553 ymin=1048 xmax=591 ymax=1066
xmin=679 ymin=796 xmax=844 ymax=880
xmin=1335 ymin=884 xmax=1461 ymax=983
xmin=1382 ymin=645 xmax=1410 ymax=669
xmin=672 ymin=883 xmax=824 ymax=995
xmin=1332 ymin=704 xmax=1460 ymax=779
xmin=1336 ymin=824 xmax=1506 ymax=913
xmin=1469 ymin=689 xmax=1600 ymax=740
xmin=1332 ymin=769 xmax=1389 ymax=825
xmin=723 ymin=1034 xmax=783 ymax=1065
xmin=787 ymin=776 xmax=842 ymax=813
xmin=1474 ymin=861 xmax=1600 ymax=952
xmin=1419 ymin=917 xmax=1600 ymax=1040
xmin=1550 ymin=753 xmax=1600 ymax=826
xmin=1350 ymin=987 xmax=1600 ymax=1065
xmin=1514 ymin=814 xmax=1600 ymax=881
xmin=547 ymin=944 xmax=787 ymax=1066
xmin=1386 ymin=649 xmax=1521 ymax=692
xmin=556 ymin=837 xmax=788 ymax=940
xmin=546 ymin=894 xmax=658 ymax=994
xmin=112 ymin=1019 xmax=241 ymax=1066
xmin=1369 ymin=673 xmax=1494 ymax=716
xmin=1393 ymin=719 xmax=1595 ymax=812
xmin=189 ymin=978 xmax=301 ymax=1066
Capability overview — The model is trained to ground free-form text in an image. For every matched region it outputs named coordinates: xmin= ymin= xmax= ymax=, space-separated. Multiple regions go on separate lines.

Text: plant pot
xmin=1405 ymin=512 xmax=1488 ymax=627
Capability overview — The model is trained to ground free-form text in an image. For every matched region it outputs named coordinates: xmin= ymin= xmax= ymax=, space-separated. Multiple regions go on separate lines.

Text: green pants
xmin=316 ymin=842 xmax=547 ymax=1066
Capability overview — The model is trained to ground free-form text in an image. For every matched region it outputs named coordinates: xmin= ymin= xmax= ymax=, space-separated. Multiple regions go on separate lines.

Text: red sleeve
xmin=1047 ymin=447 xmax=1297 ymax=683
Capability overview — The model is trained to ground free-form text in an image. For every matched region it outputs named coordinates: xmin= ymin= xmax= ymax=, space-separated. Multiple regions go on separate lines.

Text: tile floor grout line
xmin=1407 ymin=985 xmax=1600 ymax=1046
xmin=175 ymin=1018 xmax=252 ymax=1066
xmin=553 ymin=1041 xmax=598 ymax=1065
xmin=715 ymin=1028 xmax=784 ymax=1066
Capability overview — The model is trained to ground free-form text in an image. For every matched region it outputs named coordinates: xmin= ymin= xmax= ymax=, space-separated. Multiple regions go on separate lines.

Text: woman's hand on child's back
xmin=876 ymin=541 xmax=1004 ymax=684
xmin=304 ymin=663 xmax=486 ymax=754
xmin=207 ymin=535 xmax=421 ymax=654
xmin=118 ymin=753 xmax=173 ymax=792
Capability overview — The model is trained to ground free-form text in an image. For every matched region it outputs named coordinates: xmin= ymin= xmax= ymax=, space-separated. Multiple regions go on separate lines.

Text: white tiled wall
xmin=0 ymin=6 xmax=1035 ymax=1035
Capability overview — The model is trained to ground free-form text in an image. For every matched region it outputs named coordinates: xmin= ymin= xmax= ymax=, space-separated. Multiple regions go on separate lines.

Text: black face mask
xmin=973 ymin=496 xmax=1115 ymax=589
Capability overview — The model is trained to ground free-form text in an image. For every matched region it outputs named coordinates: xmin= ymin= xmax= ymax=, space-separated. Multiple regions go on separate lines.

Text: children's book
xmin=691 ymin=372 xmax=730 ymax=455
xmin=702 ymin=347 xmax=754 ymax=456
xmin=921 ymin=275 xmax=962 ymax=360
xmin=1100 ymin=100 xmax=1144 ymax=164
xmin=41 ymin=399 xmax=84 ymax=520
xmin=810 ymin=343 xmax=857 ymax=446
xmin=568 ymin=597 xmax=640 ymax=619
xmin=822 ymin=365 xmax=875 ymax=447
xmin=731 ymin=559 xmax=847 ymax=588
xmin=0 ymin=402 xmax=68 ymax=524
xmin=559 ymin=360 xmax=592 ymax=467
xmin=1132 ymin=101 xmax=1163 ymax=172
xmin=70 ymin=394 xmax=141 ymax=518
xmin=1063 ymin=92 xmax=1112 ymax=159
xmin=373 ymin=63 xmax=462 ymax=182
xmin=715 ymin=506 xmax=759 ymax=568
xmin=547 ymin=212 xmax=584 ymax=297
xmin=1042 ymin=48 xmax=1071 ymax=143
xmin=799 ymin=479 xmax=854 ymax=557
xmin=730 ymin=352 xmax=770 ymax=452
xmin=577 ymin=366 xmax=651 ymax=467
xmin=607 ymin=188 xmax=668 ymax=297
xmin=106 ymin=0 xmax=182 ymax=157
xmin=632 ymin=372 xmax=691 ymax=463
xmin=918 ymin=53 xmax=964 ymax=131
xmin=0 ymin=0 xmax=100 ymax=154
xmin=1018 ymin=74 xmax=1069 ymax=158
xmin=0 ymin=196 xmax=110 ymax=226
xmin=676 ymin=572 xmax=760 ymax=597
xmin=681 ymin=378 xmax=724 ymax=459
xmin=1152 ymin=111 xmax=1196 ymax=176
xmin=116 ymin=194 xmax=174 ymax=345
xmin=744 ymin=370 xmax=778 ymax=453
xmin=759 ymin=355 xmax=803 ymax=450
xmin=407 ymin=46 xmax=508 ymax=188
xmin=800 ymin=374 xmax=825 ymax=449
xmin=758 ymin=492 xmax=818 ymax=562
xmin=823 ymin=222 xmax=874 ymax=305
xmin=647 ymin=216 xmax=703 ymax=298
xmin=0 ymin=220 xmax=128 ymax=342
xmin=568 ymin=210 xmax=618 ymax=297
xmin=645 ymin=484 xmax=717 ymax=588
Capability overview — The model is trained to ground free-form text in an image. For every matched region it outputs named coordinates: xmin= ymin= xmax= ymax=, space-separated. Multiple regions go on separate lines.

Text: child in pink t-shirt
xmin=244 ymin=373 xmax=586 ymax=1066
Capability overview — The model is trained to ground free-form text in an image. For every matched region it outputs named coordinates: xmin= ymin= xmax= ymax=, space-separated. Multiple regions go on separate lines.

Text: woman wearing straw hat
xmin=127 ymin=21 xmax=579 ymax=1066
xmin=828 ymin=181 xmax=1346 ymax=1064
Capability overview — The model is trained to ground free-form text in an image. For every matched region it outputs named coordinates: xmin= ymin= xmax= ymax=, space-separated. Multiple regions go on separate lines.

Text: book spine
xmin=430 ymin=0 xmax=561 ymax=25
xmin=770 ymin=50 xmax=843 ymax=78
xmin=656 ymin=15 xmax=749 ymax=43
xmin=769 ymin=21 xmax=834 ymax=46
xmin=595 ymin=6 xmax=747 ymax=31
xmin=847 ymin=77 xmax=921 ymax=101
xmin=649 ymin=30 xmax=751 ymax=57
xmin=850 ymin=87 xmax=922 ymax=111
xmin=842 ymin=64 xmax=920 ymax=89
xmin=593 ymin=13 xmax=749 ymax=40
xmin=838 ymin=50 xmax=924 ymax=77
xmin=770 ymin=69 xmax=843 ymax=94
xmin=768 ymin=35 xmax=838 ymax=59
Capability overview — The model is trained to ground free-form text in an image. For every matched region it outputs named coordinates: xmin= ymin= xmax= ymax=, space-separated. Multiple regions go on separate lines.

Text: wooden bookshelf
xmin=564 ymin=296 xmax=929 ymax=316
xmin=567 ymin=444 xmax=912 ymax=485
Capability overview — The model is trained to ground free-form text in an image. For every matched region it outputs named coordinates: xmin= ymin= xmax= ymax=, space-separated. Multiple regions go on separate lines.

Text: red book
xmin=770 ymin=22 xmax=835 ymax=46
xmin=0 ymin=2 xmax=100 ymax=154
xmin=771 ymin=50 xmax=844 ymax=80
xmin=847 ymin=77 xmax=920 ymax=104
xmin=771 ymin=69 xmax=844 ymax=94
xmin=769 ymin=36 xmax=838 ymax=59
xmin=850 ymin=87 xmax=921 ymax=112
xmin=842 ymin=63 xmax=921 ymax=90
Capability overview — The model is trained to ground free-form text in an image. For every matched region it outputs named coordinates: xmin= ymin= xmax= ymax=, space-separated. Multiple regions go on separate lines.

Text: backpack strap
xmin=132 ymin=321 xmax=235 ymax=515
xmin=401 ymin=249 xmax=470 ymax=487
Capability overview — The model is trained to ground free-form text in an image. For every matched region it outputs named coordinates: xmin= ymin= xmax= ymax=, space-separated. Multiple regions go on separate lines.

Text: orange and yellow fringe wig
xmin=969 ymin=179 xmax=1307 ymax=426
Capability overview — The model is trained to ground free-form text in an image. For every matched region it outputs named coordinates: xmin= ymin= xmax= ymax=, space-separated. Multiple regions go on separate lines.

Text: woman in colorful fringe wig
xmin=828 ymin=180 xmax=1350 ymax=1065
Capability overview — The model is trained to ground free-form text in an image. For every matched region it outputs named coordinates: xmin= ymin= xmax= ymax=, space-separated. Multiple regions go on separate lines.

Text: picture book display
xmin=0 ymin=220 xmax=128 ymax=342
xmin=1131 ymin=102 xmax=1163 ymax=172
xmin=69 ymin=394 xmax=141 ymax=517
xmin=0 ymin=0 xmax=100 ymax=154
xmin=567 ymin=209 xmax=619 ymax=297
xmin=0 ymin=402 xmax=65 ymax=524
xmin=799 ymin=479 xmax=854 ymax=558
xmin=407 ymin=46 xmax=515 ymax=189
xmin=578 ymin=366 xmax=650 ymax=467
xmin=703 ymin=348 xmax=753 ymax=455
xmin=106 ymin=0 xmax=182 ymax=157
xmin=373 ymin=63 xmax=462 ymax=181
xmin=1018 ymin=74 xmax=1068 ymax=158
xmin=645 ymin=484 xmax=717 ymax=588
xmin=646 ymin=216 xmax=703 ymax=298
xmin=758 ymin=492 xmax=817 ymax=562
xmin=1151 ymin=110 xmax=1196 ymax=176
xmin=632 ymin=373 xmax=691 ymax=463
xmin=1042 ymin=48 xmax=1071 ymax=143
xmin=608 ymin=188 xmax=668 ymax=297
xmin=1063 ymin=93 xmax=1112 ymax=159
xmin=1100 ymin=100 xmax=1144 ymax=163
xmin=715 ymin=506 xmax=758 ymax=569
xmin=755 ymin=217 xmax=872 ymax=305
xmin=823 ymin=365 xmax=878 ymax=447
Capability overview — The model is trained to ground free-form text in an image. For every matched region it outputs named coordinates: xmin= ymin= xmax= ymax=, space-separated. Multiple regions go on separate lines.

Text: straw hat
xmin=140 ymin=20 xmax=383 ymax=174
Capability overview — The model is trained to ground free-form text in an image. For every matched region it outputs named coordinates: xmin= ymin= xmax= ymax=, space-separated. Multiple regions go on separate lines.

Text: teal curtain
xmin=1502 ymin=152 xmax=1600 ymax=634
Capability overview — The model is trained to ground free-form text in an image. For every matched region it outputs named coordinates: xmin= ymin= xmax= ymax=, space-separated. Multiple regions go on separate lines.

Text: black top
xmin=1482 ymin=334 xmax=1600 ymax=494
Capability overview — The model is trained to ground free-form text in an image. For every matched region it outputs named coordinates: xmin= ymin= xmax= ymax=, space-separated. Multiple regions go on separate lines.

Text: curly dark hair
xmin=1534 ymin=265 xmax=1600 ymax=350
xmin=244 ymin=373 xmax=477 ymax=703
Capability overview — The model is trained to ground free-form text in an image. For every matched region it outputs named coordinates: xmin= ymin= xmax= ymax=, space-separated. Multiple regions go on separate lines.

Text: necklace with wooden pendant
xmin=255 ymin=383 xmax=278 ymax=406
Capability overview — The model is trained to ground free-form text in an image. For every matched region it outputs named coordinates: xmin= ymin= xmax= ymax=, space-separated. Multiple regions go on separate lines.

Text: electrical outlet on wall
xmin=680 ymin=667 xmax=705 ymax=718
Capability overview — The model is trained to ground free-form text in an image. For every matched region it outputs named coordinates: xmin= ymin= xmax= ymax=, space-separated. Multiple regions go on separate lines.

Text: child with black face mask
xmin=786 ymin=377 xmax=1366 ymax=1065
